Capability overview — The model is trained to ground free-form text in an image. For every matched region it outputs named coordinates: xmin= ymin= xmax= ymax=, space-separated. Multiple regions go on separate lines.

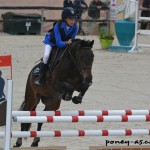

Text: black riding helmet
xmin=62 ymin=7 xmax=75 ymax=20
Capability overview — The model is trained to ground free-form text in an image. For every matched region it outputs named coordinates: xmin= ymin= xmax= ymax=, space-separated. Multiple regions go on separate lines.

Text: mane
xmin=72 ymin=39 xmax=94 ymax=48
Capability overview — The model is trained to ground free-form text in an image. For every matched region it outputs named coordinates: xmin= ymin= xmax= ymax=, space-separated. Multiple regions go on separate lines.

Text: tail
xmin=19 ymin=71 xmax=32 ymax=111
xmin=19 ymin=101 xmax=26 ymax=111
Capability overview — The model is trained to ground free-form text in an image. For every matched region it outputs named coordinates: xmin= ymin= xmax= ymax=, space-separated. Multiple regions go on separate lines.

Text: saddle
xmin=32 ymin=47 xmax=67 ymax=76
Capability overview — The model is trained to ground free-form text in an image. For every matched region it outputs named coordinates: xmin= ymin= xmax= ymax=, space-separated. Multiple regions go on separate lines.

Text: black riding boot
xmin=34 ymin=63 xmax=47 ymax=86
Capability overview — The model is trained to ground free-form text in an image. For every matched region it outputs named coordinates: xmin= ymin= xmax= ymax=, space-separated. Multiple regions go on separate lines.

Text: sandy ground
xmin=0 ymin=33 xmax=150 ymax=150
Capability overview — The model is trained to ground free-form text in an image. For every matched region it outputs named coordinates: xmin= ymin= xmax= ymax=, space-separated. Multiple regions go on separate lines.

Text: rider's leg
xmin=43 ymin=45 xmax=52 ymax=65
xmin=35 ymin=45 xmax=52 ymax=86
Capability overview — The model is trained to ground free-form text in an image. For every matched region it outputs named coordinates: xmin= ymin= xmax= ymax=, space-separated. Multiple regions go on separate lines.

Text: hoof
xmin=13 ymin=138 xmax=22 ymax=147
xmin=62 ymin=93 xmax=72 ymax=101
xmin=13 ymin=143 xmax=22 ymax=147
xmin=31 ymin=142 xmax=38 ymax=147
xmin=72 ymin=96 xmax=82 ymax=104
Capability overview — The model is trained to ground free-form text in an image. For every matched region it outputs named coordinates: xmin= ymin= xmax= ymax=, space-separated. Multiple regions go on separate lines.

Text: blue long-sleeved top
xmin=43 ymin=21 xmax=78 ymax=48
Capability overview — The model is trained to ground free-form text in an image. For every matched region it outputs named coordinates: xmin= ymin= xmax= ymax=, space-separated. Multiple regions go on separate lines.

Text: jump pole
xmin=12 ymin=109 xmax=150 ymax=117
xmin=0 ymin=129 xmax=150 ymax=138
xmin=13 ymin=115 xmax=150 ymax=123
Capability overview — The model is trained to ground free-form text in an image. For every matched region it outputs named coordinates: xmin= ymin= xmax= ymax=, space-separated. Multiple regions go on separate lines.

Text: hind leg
xmin=14 ymin=94 xmax=39 ymax=147
xmin=13 ymin=123 xmax=26 ymax=147
xmin=31 ymin=123 xmax=42 ymax=147
xmin=14 ymin=108 xmax=37 ymax=147
xmin=13 ymin=122 xmax=32 ymax=147
xmin=31 ymin=99 xmax=61 ymax=147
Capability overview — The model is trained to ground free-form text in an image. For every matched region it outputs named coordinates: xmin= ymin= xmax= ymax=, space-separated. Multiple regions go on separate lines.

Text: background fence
xmin=0 ymin=6 xmax=109 ymax=35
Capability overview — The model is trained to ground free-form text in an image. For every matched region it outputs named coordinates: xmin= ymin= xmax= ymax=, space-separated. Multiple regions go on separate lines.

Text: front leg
xmin=55 ymin=81 xmax=74 ymax=101
xmin=72 ymin=79 xmax=92 ymax=104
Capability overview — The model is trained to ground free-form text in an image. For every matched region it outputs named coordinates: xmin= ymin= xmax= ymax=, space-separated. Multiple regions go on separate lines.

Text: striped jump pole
xmin=13 ymin=115 xmax=150 ymax=123
xmin=0 ymin=129 xmax=150 ymax=138
xmin=12 ymin=109 xmax=150 ymax=117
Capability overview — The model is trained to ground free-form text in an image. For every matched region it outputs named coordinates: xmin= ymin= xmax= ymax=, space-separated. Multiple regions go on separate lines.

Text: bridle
xmin=68 ymin=44 xmax=93 ymax=78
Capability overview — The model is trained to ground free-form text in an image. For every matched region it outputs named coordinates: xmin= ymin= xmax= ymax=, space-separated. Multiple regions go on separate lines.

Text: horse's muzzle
xmin=80 ymin=77 xmax=92 ymax=92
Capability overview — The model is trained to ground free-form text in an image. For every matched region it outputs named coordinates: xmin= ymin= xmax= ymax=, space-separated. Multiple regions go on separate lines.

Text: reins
xmin=68 ymin=42 xmax=93 ymax=79
xmin=68 ymin=44 xmax=84 ymax=78
xmin=51 ymin=40 xmax=93 ymax=79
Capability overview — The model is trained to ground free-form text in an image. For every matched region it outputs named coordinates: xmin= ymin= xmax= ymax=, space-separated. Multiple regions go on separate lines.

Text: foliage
xmin=99 ymin=29 xmax=114 ymax=40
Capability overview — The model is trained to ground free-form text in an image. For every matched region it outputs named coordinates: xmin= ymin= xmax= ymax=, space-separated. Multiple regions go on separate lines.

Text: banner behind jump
xmin=0 ymin=55 xmax=12 ymax=126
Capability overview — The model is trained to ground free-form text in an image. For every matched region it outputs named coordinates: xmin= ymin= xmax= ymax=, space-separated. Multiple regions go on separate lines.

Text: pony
xmin=14 ymin=39 xmax=94 ymax=147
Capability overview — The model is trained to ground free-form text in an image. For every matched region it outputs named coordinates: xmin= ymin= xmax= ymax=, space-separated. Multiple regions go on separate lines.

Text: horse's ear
xmin=80 ymin=40 xmax=94 ymax=48
xmin=81 ymin=40 xmax=85 ymax=47
xmin=90 ymin=40 xmax=94 ymax=47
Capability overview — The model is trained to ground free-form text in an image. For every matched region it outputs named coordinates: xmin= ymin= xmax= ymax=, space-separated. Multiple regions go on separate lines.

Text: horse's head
xmin=70 ymin=39 xmax=94 ymax=94
xmin=79 ymin=39 xmax=94 ymax=71
xmin=70 ymin=39 xmax=94 ymax=80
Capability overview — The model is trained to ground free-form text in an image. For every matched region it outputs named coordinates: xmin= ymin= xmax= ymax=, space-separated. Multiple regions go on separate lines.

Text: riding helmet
xmin=62 ymin=7 xmax=75 ymax=20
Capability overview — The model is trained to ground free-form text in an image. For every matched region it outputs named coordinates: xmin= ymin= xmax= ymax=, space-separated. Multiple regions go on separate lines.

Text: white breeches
xmin=43 ymin=45 xmax=52 ymax=64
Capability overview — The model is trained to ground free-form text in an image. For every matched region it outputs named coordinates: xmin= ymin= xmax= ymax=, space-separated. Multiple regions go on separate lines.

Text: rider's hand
xmin=66 ymin=39 xmax=72 ymax=45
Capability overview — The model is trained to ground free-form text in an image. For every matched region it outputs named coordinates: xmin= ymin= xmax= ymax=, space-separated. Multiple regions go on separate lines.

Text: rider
xmin=35 ymin=7 xmax=79 ymax=86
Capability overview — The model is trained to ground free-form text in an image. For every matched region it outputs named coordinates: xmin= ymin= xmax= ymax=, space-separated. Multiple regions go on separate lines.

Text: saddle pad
xmin=31 ymin=63 xmax=41 ymax=76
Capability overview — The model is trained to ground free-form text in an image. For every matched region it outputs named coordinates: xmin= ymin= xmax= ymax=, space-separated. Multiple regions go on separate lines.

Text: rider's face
xmin=65 ymin=18 xmax=75 ymax=26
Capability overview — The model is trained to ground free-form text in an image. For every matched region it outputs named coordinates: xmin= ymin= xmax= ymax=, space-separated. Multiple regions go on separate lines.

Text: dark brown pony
xmin=14 ymin=39 xmax=94 ymax=147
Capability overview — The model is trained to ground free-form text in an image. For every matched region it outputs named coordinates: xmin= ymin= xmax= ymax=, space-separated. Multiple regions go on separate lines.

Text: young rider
xmin=35 ymin=7 xmax=78 ymax=86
